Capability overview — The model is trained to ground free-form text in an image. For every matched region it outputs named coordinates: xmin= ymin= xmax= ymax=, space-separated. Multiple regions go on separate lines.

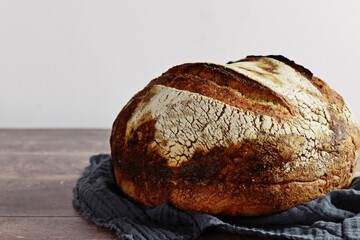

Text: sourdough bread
xmin=110 ymin=55 xmax=360 ymax=216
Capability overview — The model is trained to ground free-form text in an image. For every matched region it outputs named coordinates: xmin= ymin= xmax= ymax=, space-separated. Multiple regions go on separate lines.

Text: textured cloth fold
xmin=73 ymin=154 xmax=360 ymax=240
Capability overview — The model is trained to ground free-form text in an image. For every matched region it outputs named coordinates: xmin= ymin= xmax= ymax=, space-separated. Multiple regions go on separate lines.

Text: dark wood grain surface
xmin=0 ymin=129 xmax=117 ymax=239
xmin=0 ymin=129 xmax=359 ymax=240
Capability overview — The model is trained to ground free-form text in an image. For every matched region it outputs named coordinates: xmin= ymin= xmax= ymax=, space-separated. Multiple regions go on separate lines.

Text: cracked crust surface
xmin=110 ymin=55 xmax=360 ymax=216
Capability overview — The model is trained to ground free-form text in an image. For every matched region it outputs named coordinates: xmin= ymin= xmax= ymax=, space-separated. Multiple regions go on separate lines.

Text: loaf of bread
xmin=110 ymin=55 xmax=360 ymax=216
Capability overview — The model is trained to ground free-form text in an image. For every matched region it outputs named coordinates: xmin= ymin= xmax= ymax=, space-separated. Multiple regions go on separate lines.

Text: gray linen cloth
xmin=73 ymin=154 xmax=360 ymax=240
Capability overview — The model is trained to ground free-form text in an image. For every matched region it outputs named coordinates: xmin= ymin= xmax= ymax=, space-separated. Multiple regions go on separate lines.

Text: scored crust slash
xmin=110 ymin=55 xmax=360 ymax=216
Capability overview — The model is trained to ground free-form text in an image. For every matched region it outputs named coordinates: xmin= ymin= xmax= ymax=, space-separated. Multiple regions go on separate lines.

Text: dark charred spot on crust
xmin=176 ymin=136 xmax=299 ymax=186
xmin=176 ymin=147 xmax=227 ymax=183
xmin=110 ymin=104 xmax=137 ymax=170
xmin=125 ymin=119 xmax=172 ymax=177
xmin=225 ymin=136 xmax=300 ymax=182
xmin=110 ymin=79 xmax=165 ymax=171
xmin=110 ymin=84 xmax=156 ymax=168
xmin=112 ymin=116 xmax=173 ymax=205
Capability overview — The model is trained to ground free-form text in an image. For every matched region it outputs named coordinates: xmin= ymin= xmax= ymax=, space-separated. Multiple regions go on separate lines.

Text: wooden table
xmin=1 ymin=129 xmax=359 ymax=240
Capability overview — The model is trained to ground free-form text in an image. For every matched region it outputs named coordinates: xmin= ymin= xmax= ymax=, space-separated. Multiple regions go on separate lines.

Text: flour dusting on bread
xmin=111 ymin=55 xmax=360 ymax=216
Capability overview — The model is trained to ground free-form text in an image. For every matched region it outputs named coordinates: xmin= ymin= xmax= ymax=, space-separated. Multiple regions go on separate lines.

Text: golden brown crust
xmin=152 ymin=62 xmax=294 ymax=118
xmin=110 ymin=55 xmax=360 ymax=216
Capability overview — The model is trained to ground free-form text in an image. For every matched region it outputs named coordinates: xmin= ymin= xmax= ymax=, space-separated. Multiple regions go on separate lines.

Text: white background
xmin=1 ymin=0 xmax=359 ymax=128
